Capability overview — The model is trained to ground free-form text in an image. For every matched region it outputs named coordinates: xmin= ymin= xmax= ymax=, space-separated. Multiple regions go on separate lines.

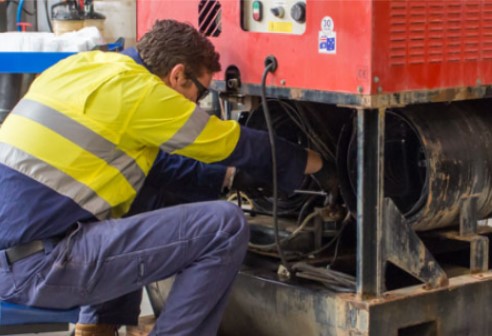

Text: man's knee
xmin=214 ymin=201 xmax=249 ymax=243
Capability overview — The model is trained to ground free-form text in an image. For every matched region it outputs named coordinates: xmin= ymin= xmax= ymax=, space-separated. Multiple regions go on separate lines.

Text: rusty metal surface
xmin=435 ymin=230 xmax=489 ymax=274
xmin=355 ymin=108 xmax=385 ymax=297
xmin=213 ymin=81 xmax=492 ymax=108
xmin=219 ymin=268 xmax=492 ymax=336
xmin=339 ymin=99 xmax=492 ymax=231
xmin=402 ymin=100 xmax=492 ymax=230
xmin=383 ymin=199 xmax=448 ymax=290
xmin=218 ymin=268 xmax=345 ymax=336
xmin=460 ymin=196 xmax=478 ymax=236
xmin=367 ymin=273 xmax=492 ymax=336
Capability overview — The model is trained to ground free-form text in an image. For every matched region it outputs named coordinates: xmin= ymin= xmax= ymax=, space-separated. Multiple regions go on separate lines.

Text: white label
xmin=321 ymin=16 xmax=334 ymax=33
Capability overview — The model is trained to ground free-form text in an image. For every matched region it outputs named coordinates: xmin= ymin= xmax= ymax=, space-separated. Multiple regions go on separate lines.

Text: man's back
xmin=0 ymin=51 xmax=200 ymax=248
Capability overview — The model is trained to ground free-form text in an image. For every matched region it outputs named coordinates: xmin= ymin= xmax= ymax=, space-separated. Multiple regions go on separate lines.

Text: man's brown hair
xmin=137 ymin=20 xmax=221 ymax=78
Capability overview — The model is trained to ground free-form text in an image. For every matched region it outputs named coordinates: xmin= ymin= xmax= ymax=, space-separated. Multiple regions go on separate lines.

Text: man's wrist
xmin=222 ymin=167 xmax=236 ymax=192
xmin=305 ymin=149 xmax=323 ymax=174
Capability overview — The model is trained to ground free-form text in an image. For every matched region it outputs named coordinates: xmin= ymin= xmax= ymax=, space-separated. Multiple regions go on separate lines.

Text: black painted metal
xmin=0 ymin=323 xmax=69 ymax=335
xmin=436 ymin=206 xmax=489 ymax=276
xmin=470 ymin=238 xmax=489 ymax=273
xmin=212 ymin=81 xmax=492 ymax=107
xmin=219 ymin=267 xmax=492 ymax=336
xmin=212 ymin=69 xmax=492 ymax=327
xmin=339 ymin=111 xmax=427 ymax=220
xmin=383 ymin=198 xmax=448 ymax=289
xmin=399 ymin=101 xmax=492 ymax=230
xmin=356 ymin=108 xmax=385 ymax=297
xmin=340 ymin=100 xmax=492 ymax=231
xmin=460 ymin=196 xmax=478 ymax=237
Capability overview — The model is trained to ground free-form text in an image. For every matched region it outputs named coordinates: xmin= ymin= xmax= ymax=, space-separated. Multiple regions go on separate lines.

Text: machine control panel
xmin=241 ymin=0 xmax=306 ymax=35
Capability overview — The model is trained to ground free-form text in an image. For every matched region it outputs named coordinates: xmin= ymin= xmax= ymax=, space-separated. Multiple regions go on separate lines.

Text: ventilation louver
xmin=199 ymin=0 xmax=222 ymax=37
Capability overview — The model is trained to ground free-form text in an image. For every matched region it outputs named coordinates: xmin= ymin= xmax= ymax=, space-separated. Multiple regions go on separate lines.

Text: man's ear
xmin=164 ymin=64 xmax=187 ymax=89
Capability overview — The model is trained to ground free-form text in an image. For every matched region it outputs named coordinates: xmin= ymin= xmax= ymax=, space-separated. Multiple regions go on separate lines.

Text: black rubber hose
xmin=260 ymin=60 xmax=292 ymax=274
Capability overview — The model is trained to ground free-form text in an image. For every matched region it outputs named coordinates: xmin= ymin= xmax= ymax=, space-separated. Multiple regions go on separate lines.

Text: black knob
xmin=291 ymin=2 xmax=306 ymax=23
xmin=270 ymin=7 xmax=285 ymax=18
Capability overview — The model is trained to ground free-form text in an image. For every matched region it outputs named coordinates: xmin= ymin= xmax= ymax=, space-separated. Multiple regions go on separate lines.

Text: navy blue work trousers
xmin=0 ymin=201 xmax=249 ymax=336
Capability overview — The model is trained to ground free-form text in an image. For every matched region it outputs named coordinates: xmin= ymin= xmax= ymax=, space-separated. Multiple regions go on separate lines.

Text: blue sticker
xmin=319 ymin=31 xmax=336 ymax=54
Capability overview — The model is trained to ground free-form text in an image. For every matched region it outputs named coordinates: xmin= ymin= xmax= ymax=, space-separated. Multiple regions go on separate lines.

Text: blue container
xmin=0 ymin=301 xmax=79 ymax=325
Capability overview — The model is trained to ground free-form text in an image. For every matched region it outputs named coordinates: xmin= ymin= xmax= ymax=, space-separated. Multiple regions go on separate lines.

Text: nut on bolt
xmin=227 ymin=78 xmax=240 ymax=90
xmin=317 ymin=204 xmax=346 ymax=222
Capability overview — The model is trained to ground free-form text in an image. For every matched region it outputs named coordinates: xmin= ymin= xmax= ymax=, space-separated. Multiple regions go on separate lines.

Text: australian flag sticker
xmin=319 ymin=31 xmax=336 ymax=54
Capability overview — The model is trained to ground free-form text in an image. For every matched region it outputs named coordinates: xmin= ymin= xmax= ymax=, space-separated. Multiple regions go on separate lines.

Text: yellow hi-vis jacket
xmin=0 ymin=51 xmax=240 ymax=219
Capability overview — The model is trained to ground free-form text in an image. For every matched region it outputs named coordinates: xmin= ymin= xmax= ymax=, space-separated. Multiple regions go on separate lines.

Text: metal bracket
xmin=356 ymin=108 xmax=448 ymax=298
xmin=383 ymin=198 xmax=449 ymax=290
xmin=436 ymin=196 xmax=489 ymax=273
xmin=460 ymin=196 xmax=478 ymax=236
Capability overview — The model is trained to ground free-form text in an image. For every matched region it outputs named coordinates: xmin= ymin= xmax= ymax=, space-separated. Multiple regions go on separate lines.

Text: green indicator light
xmin=252 ymin=1 xmax=262 ymax=21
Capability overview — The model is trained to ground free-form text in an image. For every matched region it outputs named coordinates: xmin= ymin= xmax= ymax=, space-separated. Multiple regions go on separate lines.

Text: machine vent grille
xmin=389 ymin=0 xmax=492 ymax=65
xmin=198 ymin=0 xmax=222 ymax=37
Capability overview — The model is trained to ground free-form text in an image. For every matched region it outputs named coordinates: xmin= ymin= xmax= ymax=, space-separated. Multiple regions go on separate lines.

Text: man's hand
xmin=312 ymin=158 xmax=338 ymax=196
xmin=230 ymin=169 xmax=273 ymax=198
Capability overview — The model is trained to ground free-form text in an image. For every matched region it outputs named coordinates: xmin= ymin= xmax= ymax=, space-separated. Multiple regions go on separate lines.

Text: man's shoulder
xmin=46 ymin=50 xmax=147 ymax=77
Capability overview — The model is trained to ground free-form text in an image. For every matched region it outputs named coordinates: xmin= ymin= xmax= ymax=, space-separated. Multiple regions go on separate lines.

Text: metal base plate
xmin=219 ymin=267 xmax=492 ymax=336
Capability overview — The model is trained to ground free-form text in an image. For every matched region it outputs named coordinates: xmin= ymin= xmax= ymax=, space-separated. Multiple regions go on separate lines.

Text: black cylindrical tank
xmin=338 ymin=99 xmax=492 ymax=231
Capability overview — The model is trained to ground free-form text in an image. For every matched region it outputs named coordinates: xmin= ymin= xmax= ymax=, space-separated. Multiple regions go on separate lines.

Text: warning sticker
xmin=268 ymin=21 xmax=293 ymax=33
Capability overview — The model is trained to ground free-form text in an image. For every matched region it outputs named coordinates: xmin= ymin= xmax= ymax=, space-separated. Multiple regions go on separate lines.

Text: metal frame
xmin=213 ymin=81 xmax=492 ymax=108
xmin=355 ymin=106 xmax=451 ymax=297
xmin=353 ymin=106 xmax=489 ymax=298
xmin=220 ymin=267 xmax=492 ymax=336
xmin=219 ymin=82 xmax=492 ymax=299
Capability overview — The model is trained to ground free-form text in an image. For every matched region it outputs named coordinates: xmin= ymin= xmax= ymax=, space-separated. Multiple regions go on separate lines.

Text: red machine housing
xmin=138 ymin=3 xmax=492 ymax=335
xmin=137 ymin=0 xmax=492 ymax=97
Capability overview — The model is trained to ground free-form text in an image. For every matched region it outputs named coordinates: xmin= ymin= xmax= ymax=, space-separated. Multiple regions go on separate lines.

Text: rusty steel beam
xmin=356 ymin=108 xmax=385 ymax=298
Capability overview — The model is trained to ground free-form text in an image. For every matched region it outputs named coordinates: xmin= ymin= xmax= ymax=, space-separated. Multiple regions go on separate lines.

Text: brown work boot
xmin=74 ymin=323 xmax=119 ymax=336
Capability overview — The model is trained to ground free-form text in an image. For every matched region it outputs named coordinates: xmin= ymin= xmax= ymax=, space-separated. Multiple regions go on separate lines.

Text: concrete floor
xmin=2 ymin=293 xmax=154 ymax=336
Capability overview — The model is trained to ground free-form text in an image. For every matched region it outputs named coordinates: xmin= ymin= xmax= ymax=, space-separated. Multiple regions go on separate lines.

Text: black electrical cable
xmin=260 ymin=61 xmax=292 ymax=274
xmin=236 ymin=190 xmax=242 ymax=209
xmin=276 ymin=100 xmax=334 ymax=160
xmin=300 ymin=212 xmax=352 ymax=257
xmin=296 ymin=194 xmax=317 ymax=226
xmin=244 ymin=100 xmax=314 ymax=217
xmin=294 ymin=101 xmax=338 ymax=157
xmin=292 ymin=262 xmax=355 ymax=292
xmin=330 ymin=230 xmax=342 ymax=266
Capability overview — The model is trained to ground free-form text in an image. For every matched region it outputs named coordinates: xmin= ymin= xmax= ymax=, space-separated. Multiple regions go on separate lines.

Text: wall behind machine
xmin=93 ymin=0 xmax=136 ymax=47
xmin=37 ymin=0 xmax=136 ymax=47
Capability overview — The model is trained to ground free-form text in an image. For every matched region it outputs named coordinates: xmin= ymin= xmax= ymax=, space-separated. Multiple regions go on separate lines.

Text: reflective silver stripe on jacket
xmin=0 ymin=143 xmax=112 ymax=219
xmin=12 ymin=99 xmax=146 ymax=192
xmin=160 ymin=105 xmax=210 ymax=153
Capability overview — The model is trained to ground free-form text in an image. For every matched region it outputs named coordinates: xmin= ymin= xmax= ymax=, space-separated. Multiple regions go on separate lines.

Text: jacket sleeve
xmin=218 ymin=127 xmax=307 ymax=193
xmin=128 ymin=82 xmax=240 ymax=163
xmin=130 ymin=151 xmax=227 ymax=213
xmin=129 ymin=82 xmax=307 ymax=193
xmin=147 ymin=151 xmax=226 ymax=199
